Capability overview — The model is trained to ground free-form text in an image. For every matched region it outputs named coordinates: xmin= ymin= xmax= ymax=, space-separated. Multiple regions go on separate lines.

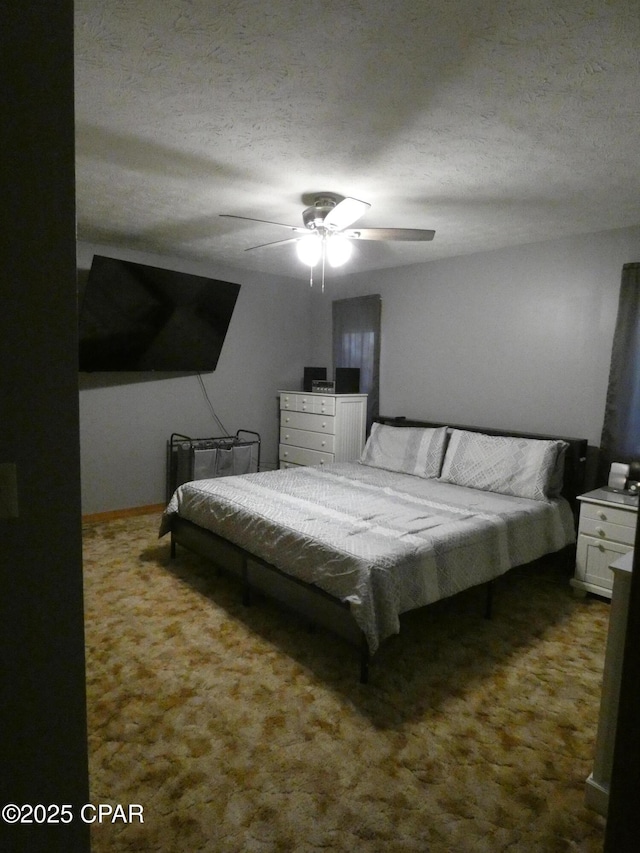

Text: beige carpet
xmin=83 ymin=512 xmax=608 ymax=852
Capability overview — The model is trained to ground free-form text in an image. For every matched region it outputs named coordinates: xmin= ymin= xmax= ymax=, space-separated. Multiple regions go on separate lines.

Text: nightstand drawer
xmin=280 ymin=411 xmax=336 ymax=434
xmin=578 ymin=516 xmax=636 ymax=546
xmin=575 ymin=536 xmax=632 ymax=589
xmin=280 ymin=428 xmax=335 ymax=453
xmin=279 ymin=445 xmax=334 ymax=467
xmin=580 ymin=502 xmax=637 ymax=529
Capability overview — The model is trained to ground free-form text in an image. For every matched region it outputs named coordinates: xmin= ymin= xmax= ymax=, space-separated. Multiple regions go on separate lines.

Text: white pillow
xmin=439 ymin=429 xmax=568 ymax=501
xmin=360 ymin=423 xmax=448 ymax=478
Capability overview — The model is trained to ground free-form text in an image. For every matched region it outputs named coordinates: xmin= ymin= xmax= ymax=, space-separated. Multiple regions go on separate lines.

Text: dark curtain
xmin=332 ymin=294 xmax=381 ymax=432
xmin=599 ymin=262 xmax=640 ymax=482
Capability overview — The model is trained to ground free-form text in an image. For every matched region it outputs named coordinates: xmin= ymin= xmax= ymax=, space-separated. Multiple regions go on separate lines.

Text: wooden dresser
xmin=278 ymin=391 xmax=367 ymax=468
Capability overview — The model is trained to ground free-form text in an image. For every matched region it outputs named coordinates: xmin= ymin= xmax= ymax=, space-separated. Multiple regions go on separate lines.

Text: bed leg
xmin=241 ymin=556 xmax=251 ymax=607
xmin=170 ymin=534 xmax=176 ymax=559
xmin=359 ymin=635 xmax=370 ymax=684
xmin=485 ymin=580 xmax=494 ymax=619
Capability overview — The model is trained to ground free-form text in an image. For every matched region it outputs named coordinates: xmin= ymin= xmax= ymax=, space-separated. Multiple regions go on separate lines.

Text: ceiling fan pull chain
xmin=321 ymin=239 xmax=326 ymax=293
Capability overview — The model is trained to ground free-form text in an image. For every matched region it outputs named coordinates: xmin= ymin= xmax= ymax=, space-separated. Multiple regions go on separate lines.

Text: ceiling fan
xmin=220 ymin=194 xmax=435 ymax=290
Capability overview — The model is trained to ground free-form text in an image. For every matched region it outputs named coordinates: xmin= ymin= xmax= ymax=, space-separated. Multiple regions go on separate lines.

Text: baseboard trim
xmin=82 ymin=503 xmax=165 ymax=524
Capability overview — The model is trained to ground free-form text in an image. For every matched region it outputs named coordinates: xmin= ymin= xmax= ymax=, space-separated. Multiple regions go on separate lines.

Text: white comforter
xmin=160 ymin=462 xmax=575 ymax=653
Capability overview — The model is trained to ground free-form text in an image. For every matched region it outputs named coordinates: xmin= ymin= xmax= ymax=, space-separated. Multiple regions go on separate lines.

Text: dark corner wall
xmin=1 ymin=3 xmax=90 ymax=852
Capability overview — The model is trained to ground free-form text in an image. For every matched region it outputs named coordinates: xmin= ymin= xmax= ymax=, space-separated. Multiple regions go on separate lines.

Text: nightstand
xmin=571 ymin=488 xmax=638 ymax=599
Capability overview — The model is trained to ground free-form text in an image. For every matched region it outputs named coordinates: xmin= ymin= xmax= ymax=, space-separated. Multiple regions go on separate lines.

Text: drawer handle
xmin=596 ymin=527 xmax=606 ymax=538
xmin=598 ymin=542 xmax=606 ymax=552
xmin=321 ymin=422 xmax=327 ymax=428
xmin=283 ymin=451 xmax=288 ymax=457
xmin=284 ymin=434 xmax=290 ymax=440
xmin=285 ymin=417 xmax=290 ymax=424
xmin=598 ymin=510 xmax=607 ymax=521
xmin=321 ymin=441 xmax=326 ymax=447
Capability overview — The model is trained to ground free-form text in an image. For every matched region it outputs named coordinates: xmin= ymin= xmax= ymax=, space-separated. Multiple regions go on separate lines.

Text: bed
xmin=160 ymin=417 xmax=588 ymax=682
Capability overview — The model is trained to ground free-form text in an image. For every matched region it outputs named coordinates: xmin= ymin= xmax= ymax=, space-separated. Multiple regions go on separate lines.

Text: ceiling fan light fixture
xmin=327 ymin=233 xmax=353 ymax=267
xmin=221 ymin=193 xmax=435 ymax=284
xmin=296 ymin=233 xmax=322 ymax=266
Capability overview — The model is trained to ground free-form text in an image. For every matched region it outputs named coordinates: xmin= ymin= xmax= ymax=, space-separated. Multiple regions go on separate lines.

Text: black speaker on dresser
xmin=303 ymin=366 xmax=327 ymax=391
xmin=335 ymin=367 xmax=360 ymax=393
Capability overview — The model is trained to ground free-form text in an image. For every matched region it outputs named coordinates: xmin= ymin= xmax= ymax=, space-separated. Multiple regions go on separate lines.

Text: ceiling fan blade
xmin=220 ymin=214 xmax=306 ymax=233
xmin=343 ymin=227 xmax=435 ymax=242
xmin=244 ymin=236 xmax=301 ymax=251
xmin=323 ymin=197 xmax=370 ymax=231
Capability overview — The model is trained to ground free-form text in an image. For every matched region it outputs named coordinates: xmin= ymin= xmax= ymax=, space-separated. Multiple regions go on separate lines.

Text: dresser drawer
xmin=280 ymin=410 xmax=336 ymax=435
xmin=580 ymin=502 xmax=637 ymax=529
xmin=280 ymin=427 xmax=335 ymax=453
xmin=280 ymin=393 xmax=336 ymax=415
xmin=578 ymin=516 xmax=636 ymax=546
xmin=279 ymin=444 xmax=335 ymax=467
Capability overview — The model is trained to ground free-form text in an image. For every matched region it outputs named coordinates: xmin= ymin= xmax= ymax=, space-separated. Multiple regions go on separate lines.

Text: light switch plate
xmin=0 ymin=462 xmax=19 ymax=518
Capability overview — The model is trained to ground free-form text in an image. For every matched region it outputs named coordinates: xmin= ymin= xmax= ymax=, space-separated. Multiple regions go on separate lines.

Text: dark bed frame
xmin=168 ymin=417 xmax=588 ymax=683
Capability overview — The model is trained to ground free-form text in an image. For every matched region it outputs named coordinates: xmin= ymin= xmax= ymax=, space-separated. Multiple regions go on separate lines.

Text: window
xmin=332 ymin=295 xmax=381 ymax=431
xmin=600 ymin=262 xmax=640 ymax=481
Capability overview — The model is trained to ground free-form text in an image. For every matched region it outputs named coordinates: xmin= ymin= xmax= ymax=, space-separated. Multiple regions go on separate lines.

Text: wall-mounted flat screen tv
xmin=78 ymin=255 xmax=241 ymax=372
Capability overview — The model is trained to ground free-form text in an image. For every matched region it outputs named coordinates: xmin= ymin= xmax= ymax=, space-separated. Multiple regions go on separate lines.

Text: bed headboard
xmin=375 ymin=416 xmax=588 ymax=514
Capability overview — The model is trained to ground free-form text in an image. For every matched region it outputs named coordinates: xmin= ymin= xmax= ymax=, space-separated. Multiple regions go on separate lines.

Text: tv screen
xmin=78 ymin=255 xmax=241 ymax=372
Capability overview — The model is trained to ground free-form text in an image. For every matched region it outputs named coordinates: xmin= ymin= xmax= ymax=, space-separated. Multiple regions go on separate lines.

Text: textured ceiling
xmin=74 ymin=0 xmax=640 ymax=280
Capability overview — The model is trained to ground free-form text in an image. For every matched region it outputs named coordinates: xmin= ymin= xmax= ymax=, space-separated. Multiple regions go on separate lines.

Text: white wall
xmin=78 ymin=241 xmax=312 ymax=513
xmin=80 ymin=225 xmax=640 ymax=512
xmin=311 ymin=225 xmax=640 ymax=449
